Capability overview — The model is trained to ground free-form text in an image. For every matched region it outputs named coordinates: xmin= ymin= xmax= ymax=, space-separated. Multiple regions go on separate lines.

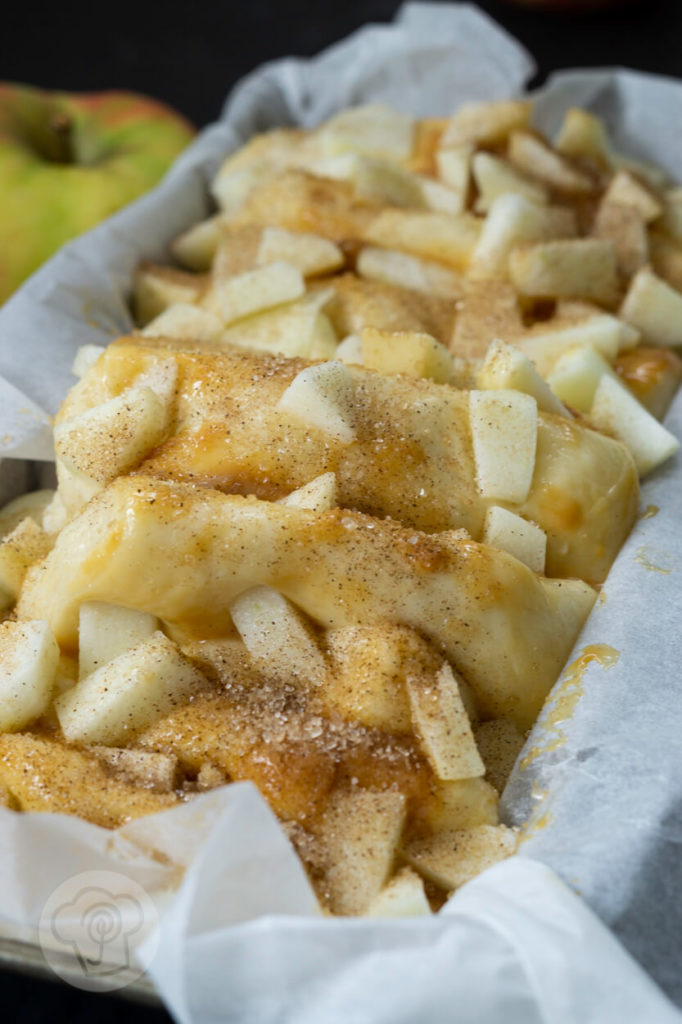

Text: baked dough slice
xmin=19 ymin=476 xmax=596 ymax=728
xmin=58 ymin=336 xmax=638 ymax=584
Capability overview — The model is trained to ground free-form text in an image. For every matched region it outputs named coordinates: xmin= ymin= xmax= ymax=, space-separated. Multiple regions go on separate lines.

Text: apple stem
xmin=47 ymin=112 xmax=74 ymax=164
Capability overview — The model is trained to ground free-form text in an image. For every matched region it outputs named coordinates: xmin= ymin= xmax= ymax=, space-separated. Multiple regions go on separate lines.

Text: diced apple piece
xmin=441 ymin=99 xmax=531 ymax=148
xmin=361 ymin=327 xmax=454 ymax=384
xmin=0 ymin=517 xmax=52 ymax=603
xmin=356 ymin=246 xmax=463 ymax=300
xmin=171 ymin=215 xmax=224 ymax=271
xmin=54 ymin=385 xmax=171 ymax=486
xmin=620 ymin=266 xmax=682 ymax=347
xmin=406 ymin=663 xmax=484 ymax=782
xmin=473 ymin=718 xmax=526 ymax=794
xmin=55 ymin=631 xmax=205 ymax=746
xmin=277 ymin=361 xmax=356 ymax=443
xmin=315 ymin=104 xmax=414 ymax=162
xmin=590 ymin=374 xmax=679 ymax=476
xmin=482 ymin=507 xmax=546 ymax=574
xmin=316 ymin=788 xmax=407 ymax=916
xmin=554 ymin=110 xmax=666 ymax=189
xmin=518 ymin=314 xmax=636 ymax=377
xmin=450 ymin=279 xmax=524 ymax=360
xmin=509 ymin=239 xmax=619 ymax=305
xmin=0 ymin=489 xmax=54 ymax=536
xmin=661 ymin=188 xmax=682 ymax=243
xmin=221 ymin=294 xmax=337 ymax=361
xmin=78 ymin=602 xmax=159 ymax=680
xmin=418 ymin=176 xmax=464 ymax=215
xmin=334 ymin=334 xmax=364 ymax=365
xmin=72 ymin=345 xmax=105 ymax=379
xmin=256 ymin=227 xmax=344 ymax=278
xmin=299 ymin=152 xmax=361 ymax=183
xmin=403 ymin=825 xmax=517 ymax=892
xmin=555 ymin=108 xmax=613 ymax=168
xmin=215 ymin=261 xmax=305 ymax=325
xmin=472 ymin=152 xmax=548 ymax=213
xmin=477 ymin=339 xmax=568 ymax=416
xmin=229 ymin=585 xmax=327 ymax=688
xmin=89 ymin=746 xmax=179 ymax=793
xmin=469 ymin=390 xmax=538 ymax=503
xmin=352 ymin=157 xmax=423 ymax=207
xmin=593 ymin=201 xmax=648 ymax=278
xmin=508 ymin=131 xmax=595 ymax=195
xmin=603 ymin=170 xmax=663 ymax=222
xmin=363 ymin=209 xmax=481 ymax=270
xmin=366 ymin=867 xmax=432 ymax=918
xmin=0 ymin=620 xmax=59 ymax=732
xmin=415 ymin=778 xmax=499 ymax=835
xmin=210 ymin=226 xmax=265 ymax=285
xmin=469 ymin=194 xmax=576 ymax=280
xmin=211 ymin=158 xmax=274 ymax=214
xmin=133 ymin=263 xmax=206 ymax=326
xmin=142 ymin=302 xmax=223 ymax=343
xmin=546 ymin=345 xmax=618 ymax=413
xmin=435 ymin=144 xmax=472 ymax=202
xmin=324 ymin=624 xmax=438 ymax=735
xmin=280 ymin=472 xmax=338 ymax=512
xmin=648 ymin=231 xmax=682 ymax=292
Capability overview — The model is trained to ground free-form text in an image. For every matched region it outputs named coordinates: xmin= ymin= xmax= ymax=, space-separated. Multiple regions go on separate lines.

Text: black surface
xmin=1 ymin=0 xmax=680 ymax=1019
xmin=0 ymin=0 xmax=678 ymax=128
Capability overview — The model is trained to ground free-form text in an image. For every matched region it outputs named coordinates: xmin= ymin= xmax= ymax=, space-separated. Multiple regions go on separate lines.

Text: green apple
xmin=0 ymin=83 xmax=195 ymax=302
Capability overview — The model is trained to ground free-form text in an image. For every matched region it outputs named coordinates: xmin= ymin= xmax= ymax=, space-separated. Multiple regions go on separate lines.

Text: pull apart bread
xmin=2 ymin=100 xmax=681 ymax=917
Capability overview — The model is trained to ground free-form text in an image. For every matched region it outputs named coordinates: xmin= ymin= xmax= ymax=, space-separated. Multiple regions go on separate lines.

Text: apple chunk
xmin=469 ymin=390 xmax=538 ymax=503
xmin=55 ymin=631 xmax=206 ymax=746
xmin=361 ymin=327 xmax=454 ymax=384
xmin=54 ymin=384 xmax=172 ymax=486
xmin=315 ymin=103 xmax=414 ymax=162
xmin=356 ymin=246 xmax=463 ymax=299
xmin=0 ymin=620 xmax=59 ymax=732
xmin=620 ymin=267 xmax=682 ymax=347
xmin=363 ymin=209 xmax=481 ymax=270
xmin=508 ymin=131 xmax=595 ymax=195
xmin=215 ymin=261 xmax=305 ymax=325
xmin=472 ymin=151 xmax=548 ymax=213
xmin=366 ymin=867 xmax=431 ymax=918
xmin=590 ymin=374 xmax=679 ymax=476
xmin=477 ymin=339 xmax=568 ymax=416
xmin=545 ymin=345 xmax=618 ymax=413
xmin=469 ymin=194 xmax=576 ymax=280
xmin=509 ymin=239 xmax=619 ymax=306
xmin=482 ymin=506 xmax=546 ymax=574
xmin=441 ymin=99 xmax=530 ymax=149
xmin=229 ymin=585 xmax=327 ymax=688
xmin=315 ymin=787 xmax=407 ymax=915
xmin=277 ymin=361 xmax=356 ymax=443
xmin=279 ymin=472 xmax=338 ymax=512
xmin=403 ymin=825 xmax=518 ymax=892
xmin=406 ymin=663 xmax=485 ymax=782
xmin=256 ymin=228 xmax=344 ymax=278
xmin=78 ymin=601 xmax=159 ymax=680
xmin=142 ymin=302 xmax=223 ymax=343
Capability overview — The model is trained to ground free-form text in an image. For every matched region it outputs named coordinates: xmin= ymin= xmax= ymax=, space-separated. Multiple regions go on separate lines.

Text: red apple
xmin=0 ymin=83 xmax=195 ymax=302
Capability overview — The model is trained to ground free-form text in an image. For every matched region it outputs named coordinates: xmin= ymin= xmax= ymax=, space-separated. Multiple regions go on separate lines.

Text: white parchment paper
xmin=0 ymin=4 xmax=681 ymax=1021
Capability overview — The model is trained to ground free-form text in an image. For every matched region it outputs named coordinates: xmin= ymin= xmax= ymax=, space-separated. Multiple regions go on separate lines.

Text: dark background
xmin=1 ymin=0 xmax=680 ymax=1020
